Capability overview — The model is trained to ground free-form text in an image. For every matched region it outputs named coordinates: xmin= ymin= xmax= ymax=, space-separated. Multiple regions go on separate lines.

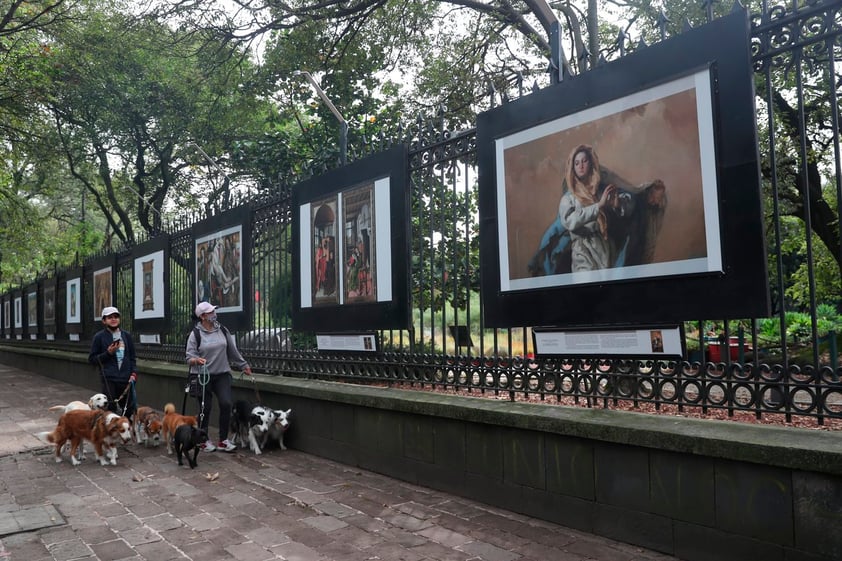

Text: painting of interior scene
xmin=196 ymin=227 xmax=242 ymax=310
xmin=44 ymin=285 xmax=55 ymax=324
xmin=27 ymin=292 xmax=37 ymax=327
xmin=93 ymin=268 xmax=112 ymax=320
xmin=312 ymin=197 xmax=339 ymax=305
xmin=342 ymin=184 xmax=376 ymax=303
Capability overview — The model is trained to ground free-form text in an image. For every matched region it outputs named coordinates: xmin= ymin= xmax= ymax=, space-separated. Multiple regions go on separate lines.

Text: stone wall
xmin=3 ymin=346 xmax=839 ymax=561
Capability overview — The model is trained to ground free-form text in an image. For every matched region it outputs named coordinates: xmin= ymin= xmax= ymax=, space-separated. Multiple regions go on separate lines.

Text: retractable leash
xmin=124 ymin=380 xmax=137 ymax=417
xmin=197 ymin=363 xmax=210 ymax=425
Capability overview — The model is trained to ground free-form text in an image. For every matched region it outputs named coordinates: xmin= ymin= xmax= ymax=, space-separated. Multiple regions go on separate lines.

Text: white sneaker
xmin=200 ymin=440 xmax=216 ymax=452
xmin=218 ymin=439 xmax=236 ymax=452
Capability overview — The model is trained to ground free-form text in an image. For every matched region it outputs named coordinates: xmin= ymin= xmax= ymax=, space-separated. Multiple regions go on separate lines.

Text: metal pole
xmin=523 ymin=0 xmax=568 ymax=82
xmin=294 ymin=71 xmax=348 ymax=165
xmin=340 ymin=121 xmax=348 ymax=166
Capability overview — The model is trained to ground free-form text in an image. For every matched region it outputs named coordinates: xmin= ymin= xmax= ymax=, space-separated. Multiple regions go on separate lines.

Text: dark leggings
xmin=196 ymin=372 xmax=233 ymax=441
xmin=102 ymin=380 xmax=137 ymax=421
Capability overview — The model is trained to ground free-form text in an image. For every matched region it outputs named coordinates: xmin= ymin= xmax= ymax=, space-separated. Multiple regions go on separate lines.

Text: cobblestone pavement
xmin=0 ymin=363 xmax=681 ymax=561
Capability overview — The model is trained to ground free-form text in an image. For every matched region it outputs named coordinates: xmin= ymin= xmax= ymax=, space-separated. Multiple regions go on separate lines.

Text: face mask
xmin=208 ymin=313 xmax=218 ymax=323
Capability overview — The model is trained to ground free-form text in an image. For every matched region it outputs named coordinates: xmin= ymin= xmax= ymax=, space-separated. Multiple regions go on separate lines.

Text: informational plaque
xmin=533 ymin=326 xmax=683 ymax=358
xmin=317 ymin=333 xmax=379 ymax=353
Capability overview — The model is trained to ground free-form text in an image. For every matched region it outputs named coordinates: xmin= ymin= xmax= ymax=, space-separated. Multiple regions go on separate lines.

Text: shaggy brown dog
xmin=46 ymin=393 xmax=111 ymax=462
xmin=133 ymin=406 xmax=164 ymax=447
xmin=44 ymin=410 xmax=132 ymax=466
xmin=162 ymin=403 xmax=198 ymax=455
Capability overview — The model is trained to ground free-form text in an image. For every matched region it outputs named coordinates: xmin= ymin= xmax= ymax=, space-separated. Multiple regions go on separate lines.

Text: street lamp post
xmin=522 ymin=0 xmax=570 ymax=83
xmin=293 ymin=71 xmax=348 ymax=166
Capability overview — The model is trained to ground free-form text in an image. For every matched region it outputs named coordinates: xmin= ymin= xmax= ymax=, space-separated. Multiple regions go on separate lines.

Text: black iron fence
xmin=4 ymin=1 xmax=842 ymax=425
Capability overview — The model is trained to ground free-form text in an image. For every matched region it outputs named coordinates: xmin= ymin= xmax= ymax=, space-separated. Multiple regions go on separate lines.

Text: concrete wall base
xmin=4 ymin=346 xmax=840 ymax=561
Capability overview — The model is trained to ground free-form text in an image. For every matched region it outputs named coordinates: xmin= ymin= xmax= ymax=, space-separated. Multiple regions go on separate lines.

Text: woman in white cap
xmin=88 ymin=306 xmax=138 ymax=419
xmin=185 ymin=301 xmax=252 ymax=452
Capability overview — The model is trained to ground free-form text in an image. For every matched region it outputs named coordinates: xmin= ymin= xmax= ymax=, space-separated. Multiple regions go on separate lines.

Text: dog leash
xmin=197 ymin=364 xmax=210 ymax=424
xmin=96 ymin=356 xmax=117 ymax=407
xmin=96 ymin=349 xmax=134 ymax=417
xmin=115 ymin=380 xmax=133 ymax=413
xmin=249 ymin=374 xmax=261 ymax=404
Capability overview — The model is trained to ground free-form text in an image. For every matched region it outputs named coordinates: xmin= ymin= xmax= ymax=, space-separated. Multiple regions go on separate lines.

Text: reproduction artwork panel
xmin=43 ymin=284 xmax=56 ymax=325
xmin=3 ymin=300 xmax=9 ymax=330
xmin=310 ymin=196 xmax=339 ymax=305
xmin=93 ymin=266 xmax=113 ymax=321
xmin=298 ymin=177 xmax=395 ymax=309
xmin=292 ymin=145 xmax=410 ymax=332
xmin=342 ymin=183 xmax=377 ymax=304
xmin=14 ymin=296 xmax=22 ymax=329
xmin=134 ymin=250 xmax=166 ymax=319
xmin=477 ymin=10 xmax=769 ymax=328
xmin=66 ymin=277 xmax=81 ymax=324
xmin=195 ymin=225 xmax=243 ymax=313
xmin=497 ymin=70 xmax=720 ymax=291
xmin=27 ymin=291 xmax=37 ymax=327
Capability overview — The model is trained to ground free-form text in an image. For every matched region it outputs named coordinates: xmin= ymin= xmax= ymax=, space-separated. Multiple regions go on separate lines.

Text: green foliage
xmin=780 ymin=221 xmax=842 ymax=312
xmin=411 ymin=172 xmax=480 ymax=314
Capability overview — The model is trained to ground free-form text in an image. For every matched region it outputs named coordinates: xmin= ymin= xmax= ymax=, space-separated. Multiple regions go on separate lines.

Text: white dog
xmin=261 ymin=409 xmax=292 ymax=451
xmin=230 ymin=400 xmax=274 ymax=455
xmin=48 ymin=393 xmax=109 ymax=415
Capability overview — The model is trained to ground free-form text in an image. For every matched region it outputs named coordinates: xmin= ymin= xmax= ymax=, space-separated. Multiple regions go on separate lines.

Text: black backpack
xmin=191 ymin=324 xmax=230 ymax=351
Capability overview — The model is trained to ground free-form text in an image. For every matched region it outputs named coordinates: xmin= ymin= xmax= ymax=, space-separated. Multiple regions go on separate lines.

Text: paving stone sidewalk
xmin=0 ymin=363 xmax=680 ymax=561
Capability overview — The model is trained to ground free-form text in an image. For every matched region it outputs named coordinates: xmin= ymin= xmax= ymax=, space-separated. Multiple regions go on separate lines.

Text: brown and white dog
xmin=133 ymin=406 xmax=164 ymax=447
xmin=162 ymin=403 xmax=198 ymax=454
xmin=47 ymin=393 xmax=110 ymax=461
xmin=43 ymin=409 xmax=132 ymax=466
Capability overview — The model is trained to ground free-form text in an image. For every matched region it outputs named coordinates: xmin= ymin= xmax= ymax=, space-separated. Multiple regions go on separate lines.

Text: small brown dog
xmin=134 ymin=406 xmax=164 ymax=447
xmin=162 ymin=403 xmax=198 ymax=455
xmin=43 ymin=410 xmax=132 ymax=466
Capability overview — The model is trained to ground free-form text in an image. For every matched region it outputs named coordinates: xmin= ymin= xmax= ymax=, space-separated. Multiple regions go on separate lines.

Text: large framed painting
xmin=132 ymin=235 xmax=170 ymax=332
xmin=43 ymin=280 xmax=57 ymax=330
xmin=477 ymin=10 xmax=769 ymax=327
xmin=65 ymin=271 xmax=83 ymax=330
xmin=193 ymin=206 xmax=252 ymax=331
xmin=13 ymin=293 xmax=22 ymax=330
xmin=91 ymin=259 xmax=115 ymax=322
xmin=292 ymin=145 xmax=410 ymax=332
xmin=26 ymin=285 xmax=38 ymax=334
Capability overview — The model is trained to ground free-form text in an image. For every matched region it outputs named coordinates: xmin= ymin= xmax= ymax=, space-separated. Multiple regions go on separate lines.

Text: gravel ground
xmin=369 ymin=379 xmax=842 ymax=432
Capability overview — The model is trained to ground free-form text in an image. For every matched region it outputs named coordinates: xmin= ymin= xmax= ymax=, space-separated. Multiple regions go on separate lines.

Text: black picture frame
xmin=89 ymin=256 xmax=116 ymax=323
xmin=1 ymin=294 xmax=8 ymax=335
xmin=192 ymin=206 xmax=252 ymax=332
xmin=43 ymin=278 xmax=57 ymax=332
xmin=25 ymin=283 xmax=38 ymax=337
xmin=131 ymin=235 xmax=171 ymax=333
xmin=12 ymin=289 xmax=23 ymax=335
xmin=292 ymin=145 xmax=411 ymax=332
xmin=477 ymin=10 xmax=769 ymax=328
xmin=65 ymin=267 xmax=84 ymax=333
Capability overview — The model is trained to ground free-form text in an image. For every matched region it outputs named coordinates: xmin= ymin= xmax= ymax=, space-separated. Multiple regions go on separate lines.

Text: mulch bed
xmin=362 ymin=380 xmax=842 ymax=431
